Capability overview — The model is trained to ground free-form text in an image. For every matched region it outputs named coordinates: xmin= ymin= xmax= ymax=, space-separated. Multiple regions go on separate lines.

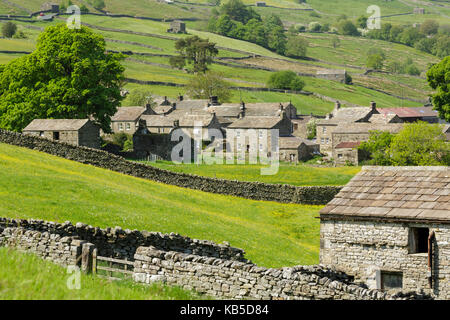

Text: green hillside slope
xmin=0 ymin=142 xmax=322 ymax=267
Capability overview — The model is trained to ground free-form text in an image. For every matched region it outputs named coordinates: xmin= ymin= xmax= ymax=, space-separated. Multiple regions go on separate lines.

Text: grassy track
xmin=0 ymin=143 xmax=323 ymax=267
xmin=0 ymin=247 xmax=206 ymax=299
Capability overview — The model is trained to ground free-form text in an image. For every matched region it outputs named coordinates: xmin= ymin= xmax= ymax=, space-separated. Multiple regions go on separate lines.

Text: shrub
xmin=285 ymin=35 xmax=308 ymax=58
xmin=267 ymin=71 xmax=305 ymax=91
xmin=337 ymin=20 xmax=360 ymax=36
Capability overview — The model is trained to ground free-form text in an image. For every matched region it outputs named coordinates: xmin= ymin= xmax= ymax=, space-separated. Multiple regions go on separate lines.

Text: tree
xmin=366 ymin=54 xmax=384 ymax=70
xmin=267 ymin=26 xmax=287 ymax=55
xmin=432 ymin=35 xmax=450 ymax=58
xmin=171 ymin=36 xmax=218 ymax=73
xmin=1 ymin=22 xmax=17 ymax=38
xmin=420 ymin=19 xmax=439 ymax=36
xmin=267 ymin=71 xmax=305 ymax=91
xmin=306 ymin=118 xmax=317 ymax=139
xmin=331 ymin=35 xmax=340 ymax=48
xmin=358 ymin=131 xmax=395 ymax=165
xmin=92 ymin=0 xmax=106 ymax=10
xmin=186 ymin=71 xmax=231 ymax=102
xmin=285 ymin=35 xmax=308 ymax=58
xmin=427 ymin=56 xmax=450 ymax=122
xmin=356 ymin=16 xmax=368 ymax=29
xmin=389 ymin=122 xmax=449 ymax=166
xmin=0 ymin=24 xmax=125 ymax=132
xmin=220 ymin=0 xmax=260 ymax=24
xmin=123 ymin=88 xmax=155 ymax=106
xmin=337 ymin=20 xmax=360 ymax=36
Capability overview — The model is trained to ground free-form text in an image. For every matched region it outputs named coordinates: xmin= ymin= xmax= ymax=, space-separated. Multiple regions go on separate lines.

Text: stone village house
xmin=279 ymin=136 xmax=320 ymax=162
xmin=110 ymin=105 xmax=154 ymax=134
xmin=319 ymin=166 xmax=449 ymax=299
xmin=23 ymin=119 xmax=100 ymax=149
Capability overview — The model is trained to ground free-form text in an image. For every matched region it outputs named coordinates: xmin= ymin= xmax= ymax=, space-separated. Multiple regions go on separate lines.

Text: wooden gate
xmin=92 ymin=249 xmax=134 ymax=281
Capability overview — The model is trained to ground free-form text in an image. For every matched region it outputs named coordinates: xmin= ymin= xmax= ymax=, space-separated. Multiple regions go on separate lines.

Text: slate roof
xmin=227 ymin=116 xmax=283 ymax=129
xmin=279 ymin=137 xmax=316 ymax=149
xmin=112 ymin=107 xmax=146 ymax=121
xmin=377 ymin=107 xmax=438 ymax=119
xmin=23 ymin=119 xmax=90 ymax=131
xmin=320 ymin=166 xmax=450 ymax=223
xmin=332 ymin=107 xmax=373 ymax=122
xmin=369 ymin=113 xmax=399 ymax=124
xmin=332 ymin=123 xmax=404 ymax=134
xmin=141 ymin=114 xmax=215 ymax=127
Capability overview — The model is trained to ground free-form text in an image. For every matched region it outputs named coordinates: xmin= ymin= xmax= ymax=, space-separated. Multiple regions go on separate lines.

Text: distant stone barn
xmin=320 ymin=166 xmax=450 ymax=299
xmin=167 ymin=20 xmax=186 ymax=34
xmin=23 ymin=119 xmax=100 ymax=149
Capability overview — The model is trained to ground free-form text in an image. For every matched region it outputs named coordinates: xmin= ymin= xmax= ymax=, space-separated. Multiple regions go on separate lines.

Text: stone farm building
xmin=320 ymin=166 xmax=449 ymax=299
xmin=316 ymin=69 xmax=348 ymax=83
xmin=167 ymin=20 xmax=186 ymax=34
xmin=279 ymin=136 xmax=320 ymax=162
xmin=23 ymin=119 xmax=100 ymax=149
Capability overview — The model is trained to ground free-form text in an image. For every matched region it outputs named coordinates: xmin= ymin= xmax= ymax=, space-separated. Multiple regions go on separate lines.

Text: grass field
xmin=141 ymin=160 xmax=360 ymax=186
xmin=0 ymin=142 xmax=323 ymax=267
xmin=0 ymin=247 xmax=206 ymax=299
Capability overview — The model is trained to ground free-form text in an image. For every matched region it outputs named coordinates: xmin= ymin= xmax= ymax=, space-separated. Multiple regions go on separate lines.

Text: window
xmin=39 ymin=131 xmax=44 ymax=137
xmin=119 ymin=123 xmax=124 ymax=131
xmin=408 ymin=227 xmax=429 ymax=254
xmin=338 ymin=154 xmax=343 ymax=159
xmin=53 ymin=132 xmax=60 ymax=141
xmin=126 ymin=123 xmax=131 ymax=131
xmin=237 ymin=143 xmax=241 ymax=151
xmin=293 ymin=123 xmax=298 ymax=130
xmin=379 ymin=271 xmax=403 ymax=291
xmin=259 ymin=143 xmax=263 ymax=151
xmin=325 ymin=138 xmax=329 ymax=144
xmin=321 ymin=138 xmax=324 ymax=144
xmin=259 ymin=130 xmax=263 ymax=138
xmin=236 ymin=130 xmax=240 ymax=138
xmin=323 ymin=127 xmax=327 ymax=133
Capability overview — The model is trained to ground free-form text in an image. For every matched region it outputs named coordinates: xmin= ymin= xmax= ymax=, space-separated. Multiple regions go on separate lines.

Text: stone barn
xmin=320 ymin=166 xmax=449 ymax=299
xmin=167 ymin=20 xmax=186 ymax=34
xmin=23 ymin=119 xmax=100 ymax=149
xmin=279 ymin=136 xmax=319 ymax=162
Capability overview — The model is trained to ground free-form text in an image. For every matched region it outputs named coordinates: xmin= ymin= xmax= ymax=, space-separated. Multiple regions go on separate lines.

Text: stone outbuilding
xmin=279 ymin=136 xmax=320 ymax=162
xmin=316 ymin=69 xmax=348 ymax=83
xmin=377 ymin=107 xmax=441 ymax=124
xmin=23 ymin=119 xmax=100 ymax=149
xmin=332 ymin=141 xmax=361 ymax=165
xmin=167 ymin=20 xmax=186 ymax=34
xmin=320 ymin=166 xmax=449 ymax=299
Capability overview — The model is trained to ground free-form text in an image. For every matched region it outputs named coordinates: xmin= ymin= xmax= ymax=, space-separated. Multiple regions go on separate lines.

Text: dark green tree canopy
xmin=1 ymin=22 xmax=17 ymax=38
xmin=0 ymin=24 xmax=125 ymax=132
xmin=427 ymin=56 xmax=450 ymax=122
xmin=170 ymin=36 xmax=218 ymax=73
xmin=267 ymin=70 xmax=305 ymax=91
xmin=220 ymin=0 xmax=260 ymax=24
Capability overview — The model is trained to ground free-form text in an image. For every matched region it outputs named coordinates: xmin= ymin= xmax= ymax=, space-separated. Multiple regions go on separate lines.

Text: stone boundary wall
xmin=132 ymin=246 xmax=430 ymax=300
xmin=0 ymin=226 xmax=82 ymax=266
xmin=0 ymin=129 xmax=342 ymax=205
xmin=0 ymin=217 xmax=246 ymax=262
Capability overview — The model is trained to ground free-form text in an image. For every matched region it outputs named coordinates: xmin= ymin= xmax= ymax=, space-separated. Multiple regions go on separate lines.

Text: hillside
xmin=0 ymin=0 xmax=444 ymax=115
xmin=0 ymin=142 xmax=322 ymax=267
xmin=0 ymin=247 xmax=206 ymax=299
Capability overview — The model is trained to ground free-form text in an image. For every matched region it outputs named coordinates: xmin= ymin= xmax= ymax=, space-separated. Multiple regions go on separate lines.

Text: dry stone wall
xmin=0 ymin=226 xmax=82 ymax=266
xmin=0 ymin=218 xmax=246 ymax=262
xmin=132 ymin=246 xmax=430 ymax=300
xmin=0 ymin=129 xmax=341 ymax=205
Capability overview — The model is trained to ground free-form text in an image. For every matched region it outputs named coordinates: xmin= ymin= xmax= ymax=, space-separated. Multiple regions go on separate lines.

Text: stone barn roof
xmin=335 ymin=141 xmax=361 ymax=149
xmin=227 ymin=116 xmax=283 ymax=129
xmin=23 ymin=119 xmax=91 ymax=131
xmin=320 ymin=166 xmax=450 ymax=224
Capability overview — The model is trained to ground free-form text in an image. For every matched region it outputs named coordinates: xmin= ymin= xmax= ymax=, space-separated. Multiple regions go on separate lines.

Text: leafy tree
xmin=306 ymin=118 xmax=317 ymax=139
xmin=0 ymin=24 xmax=125 ymax=132
xmin=320 ymin=23 xmax=330 ymax=32
xmin=358 ymin=130 xmax=395 ymax=165
xmin=267 ymin=26 xmax=287 ymax=55
xmin=338 ymin=20 xmax=360 ymax=36
xmin=432 ymin=35 xmax=450 ymax=58
xmin=215 ymin=14 xmax=236 ymax=35
xmin=427 ymin=56 xmax=450 ymax=122
xmin=267 ymin=71 xmax=305 ymax=91
xmin=356 ymin=16 xmax=368 ymax=29
xmin=420 ymin=19 xmax=439 ymax=35
xmin=92 ymin=0 xmax=106 ymax=10
xmin=366 ymin=54 xmax=384 ymax=70
xmin=220 ymin=0 xmax=260 ymax=24
xmin=398 ymin=27 xmax=424 ymax=46
xmin=389 ymin=122 xmax=449 ymax=166
xmin=80 ymin=5 xmax=89 ymax=13
xmin=405 ymin=64 xmax=421 ymax=76
xmin=123 ymin=88 xmax=155 ymax=107
xmin=186 ymin=71 xmax=231 ymax=102
xmin=285 ymin=35 xmax=308 ymax=58
xmin=309 ymin=22 xmax=322 ymax=32
xmin=414 ymin=37 xmax=436 ymax=54
xmin=171 ymin=36 xmax=218 ymax=73
xmin=244 ymin=19 xmax=267 ymax=47
xmin=1 ymin=22 xmax=17 ymax=38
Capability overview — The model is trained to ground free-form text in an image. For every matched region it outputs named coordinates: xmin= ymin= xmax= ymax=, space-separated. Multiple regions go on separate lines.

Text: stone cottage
xmin=320 ymin=166 xmax=449 ymax=299
xmin=23 ymin=119 xmax=100 ymax=149
xmin=279 ymin=136 xmax=319 ymax=162
xmin=332 ymin=141 xmax=361 ymax=166
xmin=316 ymin=69 xmax=348 ymax=83
xmin=226 ymin=112 xmax=293 ymax=158
xmin=110 ymin=105 xmax=153 ymax=134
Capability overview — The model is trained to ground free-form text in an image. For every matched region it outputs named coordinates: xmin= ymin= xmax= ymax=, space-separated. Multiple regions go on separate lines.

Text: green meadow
xmin=0 ymin=143 xmax=323 ymax=267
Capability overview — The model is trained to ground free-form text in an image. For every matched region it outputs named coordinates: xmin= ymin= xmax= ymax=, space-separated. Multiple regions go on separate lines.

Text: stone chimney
xmin=279 ymin=103 xmax=284 ymax=111
xmin=144 ymin=103 xmax=153 ymax=114
xmin=370 ymin=101 xmax=376 ymax=110
xmin=210 ymin=96 xmax=219 ymax=106
xmin=178 ymin=95 xmax=184 ymax=101
xmin=172 ymin=102 xmax=176 ymax=110
xmin=239 ymin=101 xmax=246 ymax=118
xmin=173 ymin=120 xmax=180 ymax=128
